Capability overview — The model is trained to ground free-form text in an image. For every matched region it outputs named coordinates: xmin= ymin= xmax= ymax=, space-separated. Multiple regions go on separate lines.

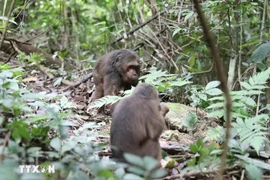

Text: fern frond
xmin=182 ymin=112 xmax=197 ymax=130
xmin=140 ymin=69 xmax=174 ymax=85
xmin=247 ymin=67 xmax=270 ymax=86
xmin=204 ymin=126 xmax=225 ymax=142
xmin=232 ymin=116 xmax=268 ymax=154
xmin=87 ymin=95 xmax=122 ymax=110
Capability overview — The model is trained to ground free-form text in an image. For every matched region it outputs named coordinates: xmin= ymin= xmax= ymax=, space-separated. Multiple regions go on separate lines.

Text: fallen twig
xmin=63 ymin=73 xmax=93 ymax=91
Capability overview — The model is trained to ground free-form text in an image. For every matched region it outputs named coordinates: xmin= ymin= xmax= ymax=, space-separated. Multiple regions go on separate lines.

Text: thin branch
xmin=193 ymin=1 xmax=232 ymax=179
xmin=112 ymin=10 xmax=166 ymax=45
xmin=0 ymin=0 xmax=15 ymax=50
xmin=63 ymin=73 xmax=93 ymax=91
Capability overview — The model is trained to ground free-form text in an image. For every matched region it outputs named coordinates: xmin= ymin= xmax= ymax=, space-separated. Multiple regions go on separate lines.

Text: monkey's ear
xmin=111 ymin=52 xmax=121 ymax=67
xmin=115 ymin=52 xmax=124 ymax=63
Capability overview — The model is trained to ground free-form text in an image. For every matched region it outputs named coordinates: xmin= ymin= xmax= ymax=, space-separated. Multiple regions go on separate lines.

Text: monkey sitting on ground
xmin=110 ymin=83 xmax=169 ymax=162
xmin=90 ymin=49 xmax=140 ymax=102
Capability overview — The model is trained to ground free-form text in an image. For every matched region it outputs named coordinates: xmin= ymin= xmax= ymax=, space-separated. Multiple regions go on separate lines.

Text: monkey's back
xmin=110 ymin=96 xmax=163 ymax=160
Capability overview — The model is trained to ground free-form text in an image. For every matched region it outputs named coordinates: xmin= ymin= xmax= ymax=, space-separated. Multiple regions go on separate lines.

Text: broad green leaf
xmin=190 ymin=144 xmax=198 ymax=153
xmin=188 ymin=53 xmax=196 ymax=68
xmin=19 ymin=124 xmax=30 ymax=140
xmin=240 ymin=82 xmax=251 ymax=90
xmin=251 ymin=42 xmax=270 ymax=63
xmin=184 ymin=11 xmax=194 ymax=22
xmin=205 ymin=88 xmax=223 ymax=96
xmin=97 ymin=170 xmax=117 ymax=180
xmin=61 ymin=140 xmax=77 ymax=154
xmin=205 ymin=81 xmax=220 ymax=90
xmin=54 ymin=77 xmax=62 ymax=87
xmin=0 ymin=159 xmax=20 ymax=180
xmin=245 ymin=164 xmax=263 ymax=180
xmin=170 ymin=81 xmax=191 ymax=87
xmin=206 ymin=102 xmax=224 ymax=109
xmin=235 ymin=155 xmax=270 ymax=170
xmin=50 ymin=137 xmax=61 ymax=151
xmin=207 ymin=110 xmax=224 ymax=118
xmin=27 ymin=147 xmax=42 ymax=154
xmin=123 ymin=174 xmax=144 ymax=180
xmin=172 ymin=28 xmax=182 ymax=37
xmin=124 ymin=153 xmax=144 ymax=168
xmin=127 ymin=166 xmax=145 ymax=176
xmin=143 ymin=156 xmax=158 ymax=171
xmin=198 ymin=93 xmax=207 ymax=101
xmin=243 ymin=97 xmax=256 ymax=107
xmin=28 ymin=115 xmax=50 ymax=123
xmin=209 ymin=96 xmax=224 ymax=101
xmin=150 ymin=168 xmax=167 ymax=178
xmin=250 ymin=137 xmax=266 ymax=155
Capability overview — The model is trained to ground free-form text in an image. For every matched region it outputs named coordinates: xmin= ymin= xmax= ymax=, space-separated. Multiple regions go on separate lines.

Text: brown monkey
xmin=160 ymin=102 xmax=169 ymax=117
xmin=110 ymin=83 xmax=169 ymax=161
xmin=90 ymin=49 xmax=140 ymax=102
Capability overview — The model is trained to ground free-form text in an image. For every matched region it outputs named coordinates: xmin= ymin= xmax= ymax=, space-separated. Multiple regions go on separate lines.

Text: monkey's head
xmin=132 ymin=83 xmax=159 ymax=99
xmin=116 ymin=50 xmax=140 ymax=86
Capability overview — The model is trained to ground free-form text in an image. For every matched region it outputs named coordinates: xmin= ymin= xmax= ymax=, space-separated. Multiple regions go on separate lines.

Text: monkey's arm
xmin=103 ymin=76 xmax=123 ymax=96
xmin=146 ymin=114 xmax=165 ymax=141
xmin=159 ymin=103 xmax=169 ymax=117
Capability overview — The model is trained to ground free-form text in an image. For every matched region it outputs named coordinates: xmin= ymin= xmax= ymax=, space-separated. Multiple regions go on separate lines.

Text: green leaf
xmin=206 ymin=102 xmax=224 ymax=109
xmin=12 ymin=130 xmax=21 ymax=143
xmin=240 ymin=82 xmax=252 ymax=90
xmin=190 ymin=144 xmax=198 ymax=153
xmin=205 ymin=81 xmax=220 ymax=90
xmin=235 ymin=155 xmax=270 ymax=170
xmin=207 ymin=110 xmax=224 ymax=118
xmin=18 ymin=124 xmax=30 ymax=140
xmin=88 ymin=95 xmax=122 ymax=110
xmin=250 ymin=137 xmax=265 ymax=155
xmin=243 ymin=97 xmax=256 ymax=107
xmin=28 ymin=115 xmax=50 ymax=123
xmin=0 ymin=159 xmax=20 ymax=180
xmin=184 ymin=11 xmax=194 ymax=22
xmin=97 ymin=170 xmax=117 ymax=180
xmin=50 ymin=137 xmax=61 ymax=151
xmin=245 ymin=164 xmax=263 ymax=180
xmin=123 ymin=174 xmax=144 ymax=180
xmin=172 ymin=28 xmax=182 ymax=37
xmin=205 ymin=88 xmax=223 ymax=96
xmin=264 ymin=104 xmax=270 ymax=110
xmin=170 ymin=80 xmax=191 ymax=87
xmin=124 ymin=153 xmax=144 ymax=168
xmin=27 ymin=147 xmax=42 ymax=154
xmin=143 ymin=156 xmax=158 ymax=171
xmin=187 ymin=158 xmax=196 ymax=166
xmin=32 ymin=126 xmax=50 ymax=137
xmin=150 ymin=168 xmax=167 ymax=178
xmin=127 ymin=166 xmax=145 ymax=176
xmin=198 ymin=93 xmax=207 ymax=101
xmin=54 ymin=77 xmax=62 ymax=86
xmin=251 ymin=42 xmax=270 ymax=63
xmin=61 ymin=140 xmax=77 ymax=154
xmin=188 ymin=53 xmax=196 ymax=67
xmin=114 ymin=168 xmax=125 ymax=179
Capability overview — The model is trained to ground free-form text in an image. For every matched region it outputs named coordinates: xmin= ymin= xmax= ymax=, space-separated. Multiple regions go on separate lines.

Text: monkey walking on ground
xmin=110 ymin=83 xmax=169 ymax=162
xmin=90 ymin=49 xmax=141 ymax=102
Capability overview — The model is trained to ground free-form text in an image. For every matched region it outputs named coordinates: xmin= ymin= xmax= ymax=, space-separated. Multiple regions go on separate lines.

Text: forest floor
xmin=20 ymin=64 xmax=238 ymax=180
